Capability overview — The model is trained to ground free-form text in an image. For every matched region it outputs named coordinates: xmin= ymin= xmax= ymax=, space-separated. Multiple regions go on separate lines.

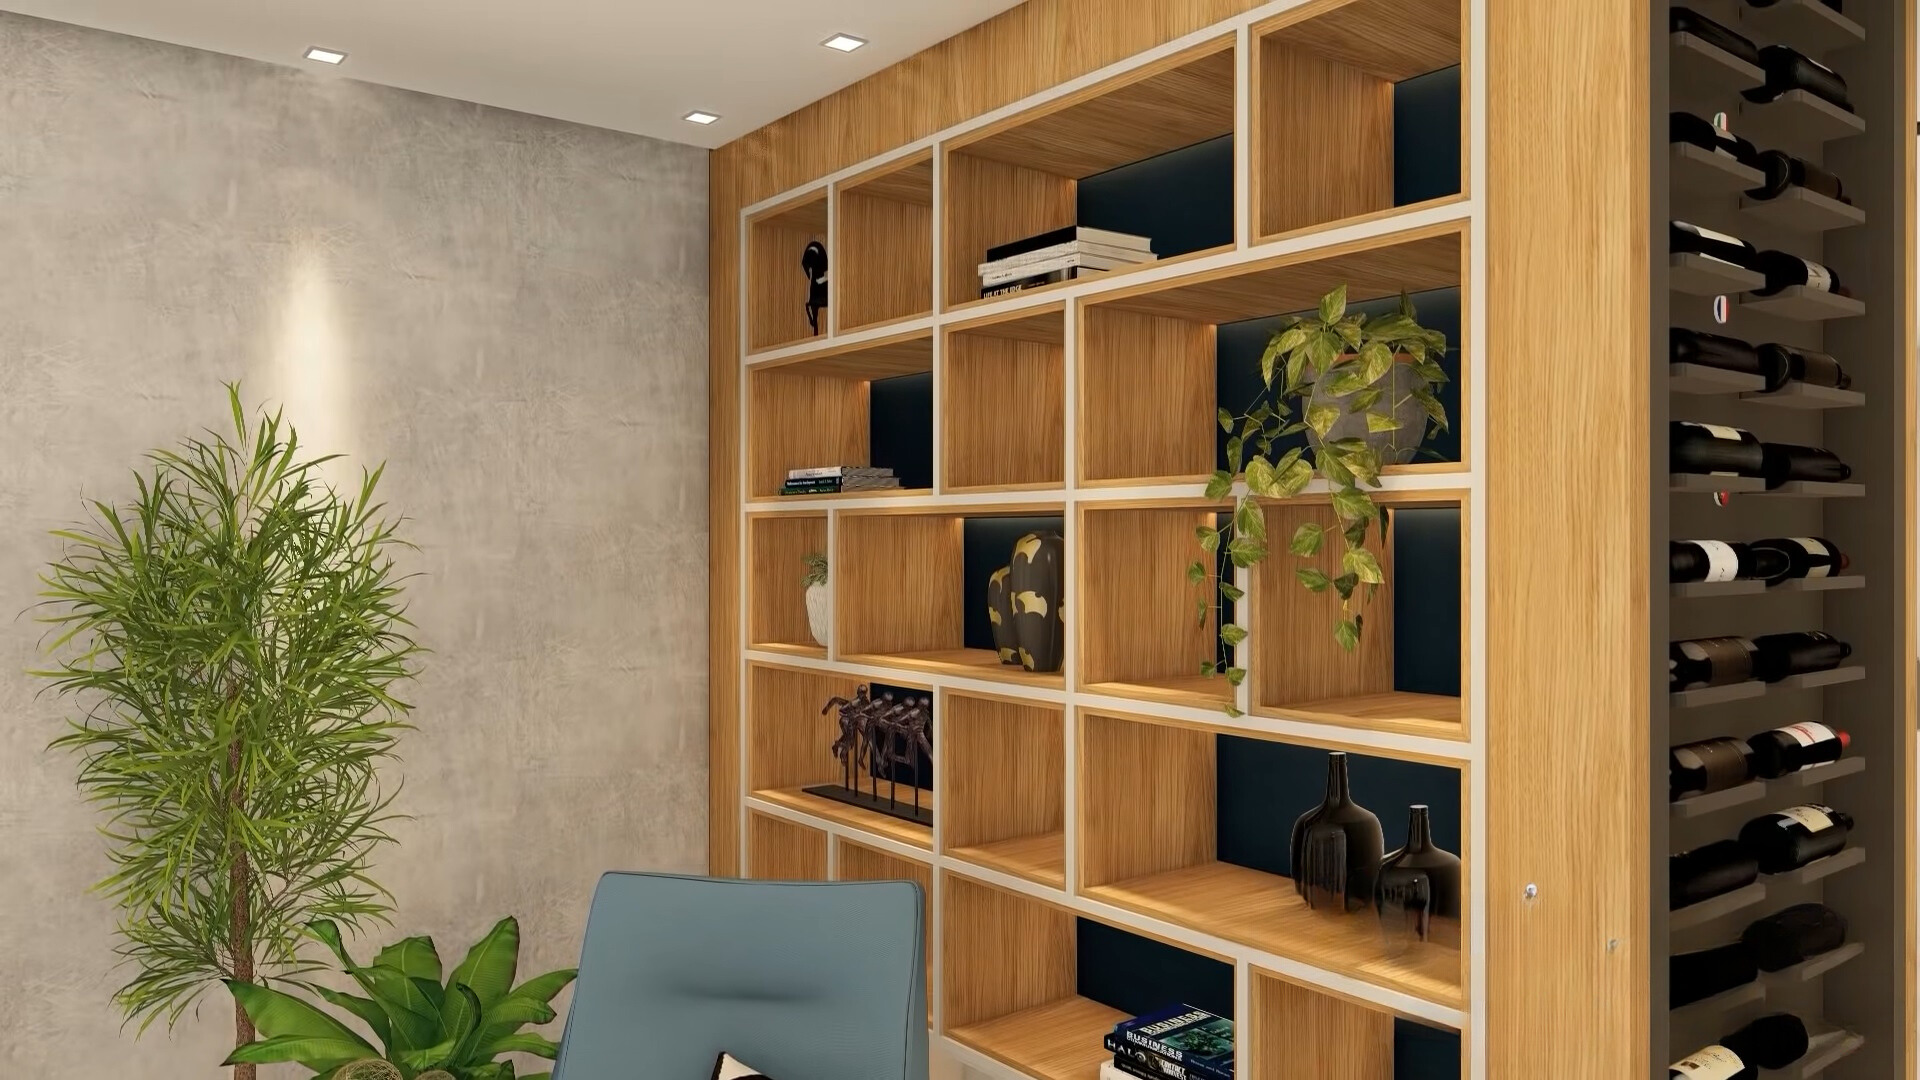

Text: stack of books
xmin=1101 ymin=1004 xmax=1233 ymax=1080
xmin=780 ymin=466 xmax=901 ymax=496
xmin=977 ymin=226 xmax=1155 ymax=298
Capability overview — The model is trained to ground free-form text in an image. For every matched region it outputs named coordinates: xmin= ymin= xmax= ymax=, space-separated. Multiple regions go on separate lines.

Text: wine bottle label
xmin=1695 ymin=540 xmax=1740 ymax=582
xmin=1776 ymin=721 xmax=1837 ymax=753
xmin=1679 ymin=637 xmax=1755 ymax=668
xmin=1672 ymin=1045 xmax=1745 ymax=1079
xmin=1674 ymin=740 xmax=1751 ymax=790
xmin=1776 ymin=804 xmax=1836 ymax=832
xmin=1802 ymin=259 xmax=1834 ymax=292
xmin=1789 ymin=537 xmax=1834 ymax=576
xmin=1679 ymin=421 xmax=1746 ymax=441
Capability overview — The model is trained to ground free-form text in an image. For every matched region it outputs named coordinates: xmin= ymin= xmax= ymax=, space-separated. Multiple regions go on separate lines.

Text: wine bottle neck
xmin=1324 ymin=753 xmax=1351 ymax=804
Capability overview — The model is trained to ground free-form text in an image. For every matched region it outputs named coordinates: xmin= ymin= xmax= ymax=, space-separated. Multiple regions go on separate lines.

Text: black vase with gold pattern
xmin=1289 ymin=751 xmax=1384 ymax=914
xmin=1008 ymin=531 xmax=1063 ymax=673
xmin=1374 ymin=804 xmax=1461 ymax=953
xmin=986 ymin=564 xmax=1019 ymax=664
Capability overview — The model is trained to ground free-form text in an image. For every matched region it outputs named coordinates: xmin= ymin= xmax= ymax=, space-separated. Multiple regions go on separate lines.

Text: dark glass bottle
xmin=1670 ymin=540 xmax=1790 ymax=584
xmin=1671 ymin=112 xmax=1759 ymax=165
xmin=1374 ymin=804 xmax=1462 ymax=954
xmin=1671 ymin=941 xmax=1759 ymax=1008
xmin=1746 ymin=150 xmax=1849 ymax=204
xmin=1747 ymin=722 xmax=1849 ymax=778
xmin=1671 ymin=328 xmax=1764 ymax=377
xmin=1670 ymin=1014 xmax=1811 ymax=1078
xmin=1672 ymin=221 xmax=1760 ymax=269
xmin=1755 ymin=344 xmax=1850 ymax=392
xmin=1670 ymin=636 xmax=1758 ymax=690
xmin=1671 ymin=737 xmax=1755 ymax=801
xmin=1672 ymin=8 xmax=1762 ymax=66
xmin=1750 ymin=630 xmax=1850 ymax=682
xmin=1672 ymin=421 xmax=1765 ymax=477
xmin=1760 ymin=442 xmax=1852 ymax=487
xmin=1738 ymin=804 xmax=1853 ymax=873
xmin=1672 ymin=840 xmax=1760 ymax=908
xmin=1751 ymin=250 xmax=1844 ymax=296
xmin=1750 ymin=536 xmax=1848 ymax=582
xmin=1289 ymin=751 xmax=1384 ymax=913
xmin=1744 ymin=46 xmax=1854 ymax=112
xmin=1741 ymin=903 xmax=1848 ymax=972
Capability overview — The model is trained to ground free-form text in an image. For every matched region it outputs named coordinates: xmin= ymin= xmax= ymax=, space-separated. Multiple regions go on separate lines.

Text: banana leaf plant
xmin=224 ymin=916 xmax=575 ymax=1080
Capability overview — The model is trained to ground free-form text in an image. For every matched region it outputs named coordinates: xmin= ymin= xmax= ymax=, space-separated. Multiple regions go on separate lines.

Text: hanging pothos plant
xmin=1191 ymin=286 xmax=1450 ymax=705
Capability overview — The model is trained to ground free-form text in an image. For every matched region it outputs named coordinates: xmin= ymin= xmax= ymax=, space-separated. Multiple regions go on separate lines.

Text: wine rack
xmin=1657 ymin=0 xmax=1912 ymax=1077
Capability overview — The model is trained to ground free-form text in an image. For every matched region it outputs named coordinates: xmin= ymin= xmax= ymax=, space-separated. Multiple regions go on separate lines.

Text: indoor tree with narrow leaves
xmin=1191 ymin=286 xmax=1449 ymax=697
xmin=34 ymin=386 xmax=419 ymax=1078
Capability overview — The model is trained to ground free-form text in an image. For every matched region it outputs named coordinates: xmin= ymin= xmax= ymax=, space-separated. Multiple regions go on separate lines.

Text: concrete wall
xmin=0 ymin=11 xmax=708 ymax=1073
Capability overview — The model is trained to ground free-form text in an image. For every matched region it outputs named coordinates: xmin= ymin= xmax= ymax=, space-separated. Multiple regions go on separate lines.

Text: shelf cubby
xmin=746 ymin=661 xmax=934 ymax=850
xmin=1738 ymin=90 xmax=1867 ymax=150
xmin=836 ymin=153 xmax=935 ymax=331
xmin=747 ymin=512 xmax=828 ymax=655
xmin=1669 ymin=31 xmax=1765 ymax=101
xmin=1078 ymin=220 xmax=1465 ymax=485
xmin=941 ymin=689 xmax=1067 ymax=889
xmin=749 ymin=191 xmax=831 ymax=352
xmin=833 ymin=837 xmax=934 ymax=1017
xmin=837 ymin=508 xmax=1067 ymax=689
xmin=1739 ymin=285 xmax=1866 ymax=321
xmin=1077 ymin=709 xmax=1465 ymax=1009
xmin=1670 ymin=142 xmax=1766 ymax=195
xmin=943 ymin=306 xmax=1067 ymax=492
xmin=1078 ymin=502 xmax=1231 ymax=707
xmin=746 ymin=810 xmax=828 ymax=880
xmin=1251 ymin=495 xmax=1464 ymax=739
xmin=1249 ymin=969 xmax=1463 ymax=1080
xmin=746 ymin=329 xmax=934 ymax=500
xmin=1739 ymin=186 xmax=1866 ymax=232
xmin=1252 ymin=0 xmax=1464 ymax=240
xmin=1737 ymin=0 xmax=1865 ymax=58
xmin=940 ymin=36 xmax=1237 ymax=310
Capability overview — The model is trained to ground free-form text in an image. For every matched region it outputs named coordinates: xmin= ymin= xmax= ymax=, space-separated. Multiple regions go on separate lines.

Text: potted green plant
xmin=1192 ymin=286 xmax=1450 ymax=690
xmin=803 ymin=551 xmax=829 ymax=646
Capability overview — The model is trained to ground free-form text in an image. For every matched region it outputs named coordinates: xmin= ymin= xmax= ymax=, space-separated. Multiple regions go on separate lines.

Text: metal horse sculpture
xmin=807 ymin=684 xmax=934 ymax=826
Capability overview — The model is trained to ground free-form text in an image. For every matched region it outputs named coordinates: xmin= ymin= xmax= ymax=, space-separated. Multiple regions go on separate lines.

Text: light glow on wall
xmin=270 ymin=243 xmax=354 ymax=480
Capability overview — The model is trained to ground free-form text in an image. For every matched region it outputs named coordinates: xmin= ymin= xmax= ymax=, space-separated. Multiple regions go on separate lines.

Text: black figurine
xmin=802 ymin=240 xmax=829 ymax=334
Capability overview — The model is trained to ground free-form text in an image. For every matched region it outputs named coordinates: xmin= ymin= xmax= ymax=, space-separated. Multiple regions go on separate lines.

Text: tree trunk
xmin=229 ymin=736 xmax=255 ymax=1080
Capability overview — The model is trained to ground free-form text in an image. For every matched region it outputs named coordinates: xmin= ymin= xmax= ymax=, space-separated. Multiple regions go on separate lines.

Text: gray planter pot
xmin=1305 ymin=359 xmax=1431 ymax=465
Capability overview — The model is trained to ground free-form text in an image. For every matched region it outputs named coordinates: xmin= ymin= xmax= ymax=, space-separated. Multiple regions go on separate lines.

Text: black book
xmin=985 ymin=225 xmax=1151 ymax=262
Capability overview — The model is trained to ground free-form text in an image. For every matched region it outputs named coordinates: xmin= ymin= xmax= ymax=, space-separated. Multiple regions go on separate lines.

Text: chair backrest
xmin=551 ymin=872 xmax=929 ymax=1080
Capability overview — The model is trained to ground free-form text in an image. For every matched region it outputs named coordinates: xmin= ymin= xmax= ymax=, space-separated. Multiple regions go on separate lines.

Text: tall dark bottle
xmin=1673 ymin=8 xmax=1761 ymax=66
xmin=1671 ymin=941 xmax=1759 ymax=1009
xmin=1671 ymin=421 xmax=1765 ymax=478
xmin=1671 ymin=737 xmax=1754 ymax=801
xmin=1750 ymin=630 xmax=1850 ymax=682
xmin=1671 ymin=328 xmax=1764 ymax=378
xmin=1672 ymin=840 xmax=1760 ymax=908
xmin=1750 ymin=536 xmax=1847 ymax=582
xmin=1373 ymin=804 xmax=1462 ymax=953
xmin=1671 ymin=111 xmax=1759 ymax=165
xmin=1738 ymin=804 xmax=1853 ymax=873
xmin=1747 ymin=722 xmax=1849 ymax=778
xmin=1751 ymin=250 xmax=1845 ymax=296
xmin=1760 ymin=442 xmax=1852 ymax=487
xmin=1670 ymin=540 xmax=1790 ymax=584
xmin=1671 ymin=636 xmax=1757 ymax=690
xmin=1289 ymin=751 xmax=1384 ymax=913
xmin=1741 ymin=903 xmax=1847 ymax=972
xmin=1744 ymin=46 xmax=1854 ymax=112
xmin=1672 ymin=221 xmax=1760 ymax=269
xmin=1755 ymin=344 xmax=1850 ymax=392
xmin=1670 ymin=1014 xmax=1811 ymax=1078
xmin=1745 ymin=150 xmax=1849 ymax=204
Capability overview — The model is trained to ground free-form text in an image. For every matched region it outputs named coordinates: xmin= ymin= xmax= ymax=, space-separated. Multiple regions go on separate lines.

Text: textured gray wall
xmin=0 ymin=11 xmax=708 ymax=1073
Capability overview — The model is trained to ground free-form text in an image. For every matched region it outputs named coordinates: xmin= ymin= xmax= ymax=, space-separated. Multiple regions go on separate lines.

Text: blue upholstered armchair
xmin=550 ymin=872 xmax=930 ymax=1080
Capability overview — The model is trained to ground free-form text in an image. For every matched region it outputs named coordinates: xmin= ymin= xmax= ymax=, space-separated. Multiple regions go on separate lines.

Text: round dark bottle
xmin=1671 ymin=840 xmax=1760 ymax=909
xmin=1738 ymin=804 xmax=1853 ymax=873
xmin=1670 ymin=941 xmax=1759 ymax=1009
xmin=1750 ymin=536 xmax=1847 ymax=582
xmin=1741 ymin=903 xmax=1847 ymax=972
xmin=1744 ymin=46 xmax=1853 ymax=112
xmin=1670 ymin=1014 xmax=1811 ymax=1078
xmin=1670 ymin=636 xmax=1757 ymax=690
xmin=1373 ymin=804 xmax=1462 ymax=954
xmin=1760 ymin=442 xmax=1852 ymax=488
xmin=1751 ymin=250 xmax=1845 ymax=296
xmin=1671 ymin=111 xmax=1759 ymax=165
xmin=1672 ymin=221 xmax=1760 ymax=269
xmin=1670 ymin=540 xmax=1790 ymax=584
xmin=1747 ymin=722 xmax=1848 ymax=778
xmin=1289 ymin=752 xmax=1384 ymax=914
xmin=1755 ymin=344 xmax=1850 ymax=392
xmin=1745 ymin=150 xmax=1849 ymax=204
xmin=1749 ymin=630 xmax=1850 ymax=682
xmin=1671 ymin=328 xmax=1764 ymax=378
xmin=1672 ymin=421 xmax=1765 ymax=478
xmin=1670 ymin=737 xmax=1754 ymax=801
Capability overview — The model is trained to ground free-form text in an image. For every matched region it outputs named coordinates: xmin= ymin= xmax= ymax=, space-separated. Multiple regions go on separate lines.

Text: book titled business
xmin=1103 ymin=1005 xmax=1234 ymax=1080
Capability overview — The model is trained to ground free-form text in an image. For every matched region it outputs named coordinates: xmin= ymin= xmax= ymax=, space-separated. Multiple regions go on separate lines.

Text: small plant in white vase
xmin=803 ymin=551 xmax=830 ymax=647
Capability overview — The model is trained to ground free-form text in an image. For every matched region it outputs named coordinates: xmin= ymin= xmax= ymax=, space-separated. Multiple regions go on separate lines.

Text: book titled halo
xmin=1103 ymin=1004 xmax=1234 ymax=1080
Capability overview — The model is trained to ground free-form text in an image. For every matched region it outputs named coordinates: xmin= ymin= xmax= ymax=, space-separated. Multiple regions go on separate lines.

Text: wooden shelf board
xmin=1671 ymin=979 xmax=1765 ymax=1021
xmin=750 ymin=786 xmax=934 ymax=851
xmin=1671 ymin=757 xmax=1865 ymax=820
xmin=1670 ymin=362 xmax=1766 ymax=395
xmin=1255 ymin=0 xmax=1461 ymax=83
xmin=1738 ymin=0 xmax=1865 ymax=57
xmin=1740 ymin=284 xmax=1867 ymax=321
xmin=845 ymin=154 xmax=934 ymax=205
xmin=950 ymin=832 xmax=1068 ymax=890
xmin=1256 ymin=691 xmax=1464 ymax=740
xmin=1670 ymin=32 xmax=1765 ymax=99
xmin=945 ymin=244 xmax=1232 ymax=317
xmin=947 ymin=996 xmax=1126 ymax=1080
xmin=1777 ymin=845 xmax=1864 ymax=886
xmin=1083 ymin=675 xmax=1235 ymax=710
xmin=1671 ymin=666 xmax=1867 ymax=709
xmin=1083 ymin=861 xmax=1463 ymax=1009
xmin=1792 ymin=1032 xmax=1865 ymax=1077
xmin=1740 ymin=186 xmax=1866 ymax=231
xmin=843 ymin=649 xmax=1067 ymax=691
xmin=1671 ymin=575 xmax=1865 ymax=598
xmin=1670 ymin=142 xmax=1766 ymax=195
xmin=948 ymin=304 xmax=1068 ymax=345
xmin=1759 ymin=480 xmax=1866 ymax=497
xmin=751 ymin=191 xmax=829 ymax=233
xmin=755 ymin=488 xmax=935 ymax=506
xmin=1773 ymin=941 xmax=1864 ymax=984
xmin=1670 ymin=882 xmax=1767 ymax=933
xmin=1741 ymin=89 xmax=1866 ymax=145
xmin=1739 ymin=382 xmax=1866 ymax=409
xmin=748 ymin=327 xmax=935 ymax=375
xmin=749 ymin=641 xmax=829 ymax=659
xmin=1670 ymin=472 xmax=1766 ymax=494
xmin=1670 ymin=252 xmax=1765 ymax=297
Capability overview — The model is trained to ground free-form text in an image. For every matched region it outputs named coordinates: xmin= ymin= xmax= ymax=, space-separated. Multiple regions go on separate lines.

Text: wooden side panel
xmin=942 ymin=692 xmax=1067 ymax=850
xmin=747 ymin=514 xmax=828 ymax=648
xmin=1079 ymin=307 xmax=1216 ymax=483
xmin=1079 ymin=506 xmax=1219 ymax=686
xmin=837 ymin=189 xmax=934 ymax=330
xmin=746 ymin=812 xmax=828 ymax=880
xmin=941 ymin=873 xmax=1077 ymax=1029
xmin=1251 ymin=502 xmax=1396 ymax=709
xmin=944 ymin=332 xmax=1066 ymax=490
xmin=710 ymin=148 xmax=743 ymax=878
xmin=1077 ymin=711 xmax=1216 ymax=888
xmin=1487 ymin=0 xmax=1650 ymax=1076
xmin=746 ymin=369 xmax=870 ymax=498
xmin=943 ymin=153 xmax=1077 ymax=308
xmin=747 ymin=662 xmax=863 ymax=791
xmin=1249 ymin=970 xmax=1394 ymax=1080
xmin=1254 ymin=43 xmax=1394 ymax=239
xmin=836 ymin=514 xmax=966 ymax=655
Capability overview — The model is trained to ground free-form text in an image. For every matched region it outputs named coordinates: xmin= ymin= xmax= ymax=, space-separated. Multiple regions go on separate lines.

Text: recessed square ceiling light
xmin=683 ymin=110 xmax=721 ymax=125
xmin=822 ymin=33 xmax=868 ymax=52
xmin=303 ymin=46 xmax=348 ymax=65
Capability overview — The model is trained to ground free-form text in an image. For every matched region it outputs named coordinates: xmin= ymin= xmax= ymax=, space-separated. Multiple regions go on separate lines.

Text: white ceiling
xmin=7 ymin=0 xmax=1027 ymax=148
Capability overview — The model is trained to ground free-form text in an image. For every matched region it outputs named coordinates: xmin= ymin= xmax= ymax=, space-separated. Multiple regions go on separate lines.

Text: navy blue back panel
xmin=1396 ymin=1018 xmax=1464 ymax=1079
xmin=1076 ymin=135 xmax=1236 ymax=260
xmin=1076 ymin=918 xmax=1235 ymax=1021
xmin=961 ymin=516 xmax=1066 ymax=650
xmin=1390 ymin=507 xmax=1462 ymax=697
xmin=869 ymin=372 xmax=934 ymax=490
xmin=1394 ymin=67 xmax=1464 ymax=206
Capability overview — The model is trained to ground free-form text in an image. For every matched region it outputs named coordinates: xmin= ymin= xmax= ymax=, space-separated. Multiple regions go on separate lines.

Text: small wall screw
xmin=1523 ymin=883 xmax=1538 ymax=900
xmin=1607 ymin=938 xmax=1620 ymax=952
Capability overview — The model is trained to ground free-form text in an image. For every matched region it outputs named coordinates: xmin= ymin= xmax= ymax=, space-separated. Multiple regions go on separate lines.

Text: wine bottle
xmin=1739 ymin=804 xmax=1853 ymax=873
xmin=1671 ymin=636 xmax=1757 ymax=690
xmin=1751 ymin=250 xmax=1844 ymax=296
xmin=1672 ymin=328 xmax=1764 ymax=378
xmin=1671 ymin=1014 xmax=1811 ymax=1078
xmin=1671 ymin=112 xmax=1759 ymax=165
xmin=1747 ymin=722 xmax=1849 ymax=778
xmin=1741 ymin=903 xmax=1847 ymax=972
xmin=1750 ymin=536 xmax=1848 ymax=582
xmin=1672 ymin=840 xmax=1760 ymax=908
xmin=1744 ymin=46 xmax=1854 ymax=112
xmin=1671 ymin=421 xmax=1765 ymax=477
xmin=1671 ymin=737 xmax=1755 ymax=801
xmin=1670 ymin=540 xmax=1791 ymax=584
xmin=1673 ymin=221 xmax=1760 ymax=269
xmin=1760 ymin=442 xmax=1852 ymax=487
xmin=1745 ymin=150 xmax=1849 ymax=204
xmin=1755 ymin=343 xmax=1851 ymax=392
xmin=1671 ymin=941 xmax=1759 ymax=1009
xmin=1673 ymin=8 xmax=1762 ymax=66
xmin=1750 ymin=630 xmax=1850 ymax=681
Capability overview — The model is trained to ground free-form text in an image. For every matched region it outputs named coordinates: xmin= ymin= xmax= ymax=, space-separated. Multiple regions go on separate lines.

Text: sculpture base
xmin=802 ymin=783 xmax=934 ymax=827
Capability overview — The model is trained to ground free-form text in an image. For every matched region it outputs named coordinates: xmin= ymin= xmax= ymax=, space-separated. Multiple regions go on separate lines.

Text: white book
xmin=787 ymin=465 xmax=893 ymax=479
xmin=979 ymin=252 xmax=1146 ymax=285
xmin=978 ymin=241 xmax=1157 ymax=274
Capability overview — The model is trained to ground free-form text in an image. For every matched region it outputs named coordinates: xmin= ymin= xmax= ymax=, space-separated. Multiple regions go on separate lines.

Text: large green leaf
xmin=355 ymin=964 xmax=442 ymax=1051
xmin=396 ymin=1040 xmax=459 ymax=1070
xmin=1318 ymin=284 xmax=1347 ymax=324
xmin=477 ymin=1032 xmax=560 ymax=1059
xmin=221 ymin=1034 xmax=370 ymax=1069
xmin=226 ymin=980 xmax=378 ymax=1054
xmin=309 ymin=985 xmax=393 ymax=1051
xmin=444 ymin=984 xmax=486 ymax=1064
xmin=1289 ymin=522 xmax=1325 ymax=557
xmin=449 ymin=918 xmax=520 ymax=1008
xmin=375 ymin=936 xmax=443 ymax=983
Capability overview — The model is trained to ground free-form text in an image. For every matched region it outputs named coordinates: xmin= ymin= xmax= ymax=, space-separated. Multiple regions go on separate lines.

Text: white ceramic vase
xmin=805 ymin=581 xmax=829 ymax=647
